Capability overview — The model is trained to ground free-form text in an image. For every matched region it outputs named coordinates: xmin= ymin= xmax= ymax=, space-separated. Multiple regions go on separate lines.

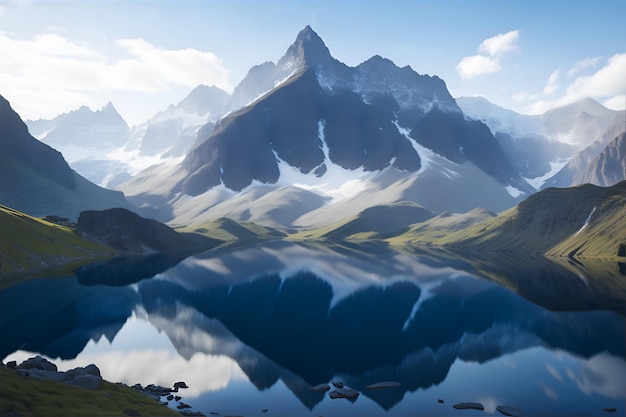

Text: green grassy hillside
xmin=179 ymin=217 xmax=287 ymax=242
xmin=391 ymin=182 xmax=626 ymax=258
xmin=291 ymin=202 xmax=436 ymax=241
xmin=386 ymin=208 xmax=496 ymax=245
xmin=0 ymin=367 xmax=179 ymax=417
xmin=0 ymin=204 xmax=116 ymax=278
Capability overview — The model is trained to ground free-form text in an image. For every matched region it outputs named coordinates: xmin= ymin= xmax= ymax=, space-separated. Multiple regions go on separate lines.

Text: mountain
xmin=27 ymin=102 xmax=129 ymax=150
xmin=120 ymin=26 xmax=532 ymax=228
xmin=127 ymin=84 xmax=230 ymax=158
xmin=391 ymin=181 xmax=626 ymax=258
xmin=576 ymin=132 xmax=626 ymax=186
xmin=456 ymin=96 xmax=620 ymax=185
xmin=25 ymin=102 xmax=131 ymax=187
xmin=24 ymin=86 xmax=231 ymax=188
xmin=0 ymin=95 xmax=133 ymax=221
xmin=26 ymin=102 xmax=129 ymax=159
xmin=540 ymin=98 xmax=619 ymax=148
xmin=544 ymin=111 xmax=626 ymax=188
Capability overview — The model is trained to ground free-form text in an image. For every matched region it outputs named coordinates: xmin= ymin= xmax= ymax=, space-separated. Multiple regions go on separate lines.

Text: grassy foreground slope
xmin=0 ymin=367 xmax=178 ymax=417
xmin=390 ymin=181 xmax=626 ymax=258
xmin=0 ymin=204 xmax=116 ymax=277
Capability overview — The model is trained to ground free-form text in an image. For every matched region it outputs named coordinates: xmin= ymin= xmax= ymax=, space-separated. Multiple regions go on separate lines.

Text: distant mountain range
xmin=457 ymin=96 xmax=625 ymax=188
xmin=119 ymin=26 xmax=541 ymax=228
xmin=15 ymin=26 xmax=623 ymax=233
xmin=0 ymin=95 xmax=132 ymax=221
xmin=2 ymin=25 xmax=624 ymax=269
xmin=117 ymin=26 xmax=624 ymax=229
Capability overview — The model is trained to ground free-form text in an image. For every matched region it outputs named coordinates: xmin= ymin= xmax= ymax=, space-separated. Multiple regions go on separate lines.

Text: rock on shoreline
xmin=3 ymin=356 xmax=205 ymax=416
xmin=10 ymin=356 xmax=103 ymax=390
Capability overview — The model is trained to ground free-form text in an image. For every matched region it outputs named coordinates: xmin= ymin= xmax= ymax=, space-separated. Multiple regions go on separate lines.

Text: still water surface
xmin=2 ymin=241 xmax=624 ymax=416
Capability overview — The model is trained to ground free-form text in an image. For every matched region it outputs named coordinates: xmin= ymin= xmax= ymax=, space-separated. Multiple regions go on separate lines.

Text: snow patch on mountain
xmin=149 ymin=106 xmax=214 ymax=126
xmin=275 ymin=119 xmax=378 ymax=203
xmin=457 ymin=96 xmax=541 ymax=139
xmin=575 ymin=206 xmax=596 ymax=235
xmin=394 ymin=120 xmax=461 ymax=180
xmin=505 ymin=185 xmax=524 ymax=198
xmin=525 ymin=158 xmax=570 ymax=189
xmin=107 ymin=146 xmax=184 ymax=177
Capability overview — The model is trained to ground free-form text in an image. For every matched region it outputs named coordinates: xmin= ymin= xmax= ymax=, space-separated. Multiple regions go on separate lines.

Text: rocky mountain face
xmin=0 ymin=95 xmax=132 ymax=221
xmin=1 ymin=96 xmax=75 ymax=190
xmin=27 ymin=102 xmax=129 ymax=150
xmin=128 ymin=84 xmax=230 ymax=158
xmin=577 ymin=132 xmax=626 ymax=186
xmin=25 ymin=86 xmax=231 ymax=188
xmin=120 ymin=26 xmax=532 ymax=228
xmin=456 ymin=96 xmax=621 ymax=185
xmin=544 ymin=111 xmax=626 ymax=188
xmin=25 ymin=102 xmax=131 ymax=187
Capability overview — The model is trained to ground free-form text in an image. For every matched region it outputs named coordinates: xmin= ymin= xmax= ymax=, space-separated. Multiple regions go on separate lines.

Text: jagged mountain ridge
xmin=27 ymin=102 xmax=129 ymax=151
xmin=120 ymin=26 xmax=532 ymax=228
xmin=25 ymin=102 xmax=132 ymax=187
xmin=577 ymin=132 xmax=626 ymax=186
xmin=0 ymin=95 xmax=133 ymax=221
xmin=24 ymin=86 xmax=232 ymax=188
xmin=127 ymin=84 xmax=230 ymax=158
xmin=545 ymin=111 xmax=626 ymax=189
xmin=456 ymin=96 xmax=622 ymax=184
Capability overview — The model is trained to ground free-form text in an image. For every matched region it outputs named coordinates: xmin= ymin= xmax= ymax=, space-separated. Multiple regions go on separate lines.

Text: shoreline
xmin=0 ymin=356 xmax=204 ymax=417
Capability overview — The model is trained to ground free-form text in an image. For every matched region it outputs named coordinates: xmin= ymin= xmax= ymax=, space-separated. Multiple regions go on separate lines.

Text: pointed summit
xmin=103 ymin=101 xmax=115 ymax=110
xmin=278 ymin=25 xmax=333 ymax=70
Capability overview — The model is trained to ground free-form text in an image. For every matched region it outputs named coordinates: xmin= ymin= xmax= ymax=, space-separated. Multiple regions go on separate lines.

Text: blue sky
xmin=1 ymin=0 xmax=624 ymax=125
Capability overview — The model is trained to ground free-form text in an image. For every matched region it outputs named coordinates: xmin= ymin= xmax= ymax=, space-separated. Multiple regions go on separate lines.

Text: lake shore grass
xmin=0 ymin=366 xmax=180 ymax=417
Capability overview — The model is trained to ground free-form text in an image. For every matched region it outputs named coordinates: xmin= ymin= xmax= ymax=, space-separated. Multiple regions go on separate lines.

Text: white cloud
xmin=456 ymin=55 xmax=501 ymax=79
xmin=564 ymin=53 xmax=626 ymax=99
xmin=478 ymin=30 xmax=520 ymax=57
xmin=542 ymin=69 xmax=560 ymax=95
xmin=603 ymin=94 xmax=625 ymax=111
xmin=567 ymin=56 xmax=603 ymax=77
xmin=456 ymin=30 xmax=520 ymax=79
xmin=517 ymin=53 xmax=626 ymax=114
xmin=566 ymin=353 xmax=626 ymax=399
xmin=513 ymin=53 xmax=626 ymax=114
xmin=0 ymin=32 xmax=232 ymax=122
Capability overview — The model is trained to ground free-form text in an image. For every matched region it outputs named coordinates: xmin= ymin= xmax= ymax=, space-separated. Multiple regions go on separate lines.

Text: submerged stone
xmin=329 ymin=388 xmax=359 ymax=399
xmin=497 ymin=405 xmax=524 ymax=416
xmin=310 ymin=383 xmax=331 ymax=392
xmin=365 ymin=381 xmax=402 ymax=390
xmin=453 ymin=402 xmax=485 ymax=410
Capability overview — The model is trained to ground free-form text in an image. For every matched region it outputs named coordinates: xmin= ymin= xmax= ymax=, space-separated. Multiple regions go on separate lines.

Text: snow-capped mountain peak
xmin=277 ymin=25 xmax=334 ymax=71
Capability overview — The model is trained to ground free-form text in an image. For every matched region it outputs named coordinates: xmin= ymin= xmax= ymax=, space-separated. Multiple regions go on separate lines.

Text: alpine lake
xmin=2 ymin=241 xmax=625 ymax=417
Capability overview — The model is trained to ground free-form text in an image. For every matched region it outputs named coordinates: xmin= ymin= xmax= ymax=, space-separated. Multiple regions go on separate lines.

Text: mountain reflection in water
xmin=1 ymin=241 xmax=624 ymax=416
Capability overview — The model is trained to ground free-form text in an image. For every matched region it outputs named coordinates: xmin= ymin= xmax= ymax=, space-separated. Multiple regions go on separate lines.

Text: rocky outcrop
xmin=76 ymin=207 xmax=215 ymax=252
xmin=12 ymin=356 xmax=102 ymax=390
